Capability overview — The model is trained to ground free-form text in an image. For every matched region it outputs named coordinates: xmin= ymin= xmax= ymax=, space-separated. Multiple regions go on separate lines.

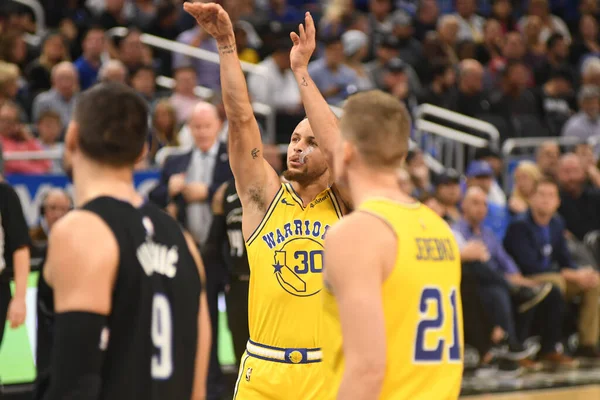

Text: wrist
xmin=216 ymin=35 xmax=236 ymax=50
xmin=292 ymin=66 xmax=308 ymax=76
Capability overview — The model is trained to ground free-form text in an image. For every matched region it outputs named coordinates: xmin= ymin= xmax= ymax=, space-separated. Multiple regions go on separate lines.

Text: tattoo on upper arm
xmin=251 ymin=148 xmax=260 ymax=159
xmin=301 ymin=77 xmax=308 ymax=87
xmin=218 ymin=43 xmax=236 ymax=55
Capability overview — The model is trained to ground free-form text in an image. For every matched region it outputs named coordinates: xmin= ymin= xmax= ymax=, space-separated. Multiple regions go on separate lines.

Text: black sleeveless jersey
xmin=222 ymin=181 xmax=249 ymax=277
xmin=35 ymin=197 xmax=201 ymax=400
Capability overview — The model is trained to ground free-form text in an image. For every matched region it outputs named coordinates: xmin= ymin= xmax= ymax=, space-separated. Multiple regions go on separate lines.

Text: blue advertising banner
xmin=6 ymin=170 xmax=160 ymax=226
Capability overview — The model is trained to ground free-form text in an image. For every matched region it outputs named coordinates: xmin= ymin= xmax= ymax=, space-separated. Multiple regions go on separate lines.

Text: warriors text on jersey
xmin=36 ymin=197 xmax=202 ymax=400
xmin=245 ymin=182 xmax=342 ymax=349
xmin=322 ymin=198 xmax=464 ymax=400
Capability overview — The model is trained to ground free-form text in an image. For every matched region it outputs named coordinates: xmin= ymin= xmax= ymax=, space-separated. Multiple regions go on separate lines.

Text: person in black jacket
xmin=0 ymin=181 xmax=30 ymax=351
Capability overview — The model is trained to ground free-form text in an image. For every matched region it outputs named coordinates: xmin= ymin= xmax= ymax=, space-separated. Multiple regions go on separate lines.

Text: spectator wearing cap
xmin=466 ymin=160 xmax=509 ymax=240
xmin=433 ymin=169 xmax=462 ymax=224
xmin=341 ymin=30 xmax=374 ymax=92
xmin=509 ymin=161 xmax=543 ymax=216
xmin=74 ymin=26 xmax=105 ymax=91
xmin=505 ymin=178 xmax=600 ymax=360
xmin=534 ymin=67 xmax=576 ymax=136
xmin=307 ymin=35 xmax=358 ymax=106
xmin=417 ymin=59 xmax=455 ymax=108
xmin=447 ymin=59 xmax=490 ymax=117
xmin=536 ymin=140 xmax=560 ymax=179
xmin=474 ymin=147 xmax=506 ymax=206
xmin=390 ymin=10 xmax=423 ymax=69
xmin=173 ymin=24 xmax=220 ymax=92
xmin=248 ymin=37 xmax=303 ymax=142
xmin=365 ymin=34 xmax=422 ymax=96
xmin=562 ymin=86 xmax=600 ymax=151
xmin=454 ymin=0 xmax=485 ymax=43
xmin=381 ymin=57 xmax=419 ymax=113
xmin=32 ymin=62 xmax=78 ymax=131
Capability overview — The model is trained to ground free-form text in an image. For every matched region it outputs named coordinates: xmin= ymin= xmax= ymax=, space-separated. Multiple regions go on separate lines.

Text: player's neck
xmin=289 ymin=172 xmax=330 ymax=205
xmin=347 ymin=167 xmax=414 ymax=206
xmin=73 ymin=158 xmax=141 ymax=207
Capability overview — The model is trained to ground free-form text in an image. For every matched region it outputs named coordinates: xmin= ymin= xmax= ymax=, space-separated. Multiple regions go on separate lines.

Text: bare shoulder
xmin=45 ymin=210 xmax=119 ymax=313
xmin=326 ymin=211 xmax=395 ymax=249
xmin=211 ymin=181 xmax=229 ymax=215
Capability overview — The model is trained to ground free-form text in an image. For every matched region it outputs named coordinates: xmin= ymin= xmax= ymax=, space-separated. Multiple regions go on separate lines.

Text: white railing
xmin=413 ymin=103 xmax=501 ymax=175
xmin=11 ymin=0 xmax=46 ymax=36
xmin=415 ymin=103 xmax=500 ymax=149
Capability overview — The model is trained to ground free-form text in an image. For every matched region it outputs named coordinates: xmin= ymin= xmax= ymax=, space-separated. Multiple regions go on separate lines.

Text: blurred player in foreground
xmin=38 ymin=83 xmax=210 ymax=400
xmin=322 ymin=90 xmax=464 ymax=400
xmin=183 ymin=3 xmax=350 ymax=399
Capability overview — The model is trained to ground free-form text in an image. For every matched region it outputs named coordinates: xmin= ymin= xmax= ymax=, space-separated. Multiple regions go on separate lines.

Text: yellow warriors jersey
xmin=322 ymin=198 xmax=464 ymax=400
xmin=245 ymin=182 xmax=343 ymax=349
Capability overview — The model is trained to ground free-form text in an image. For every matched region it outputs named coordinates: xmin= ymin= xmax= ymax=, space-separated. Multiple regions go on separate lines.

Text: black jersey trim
xmin=246 ymin=185 xmax=285 ymax=246
xmin=284 ymin=183 xmax=305 ymax=209
xmin=328 ymin=188 xmax=343 ymax=220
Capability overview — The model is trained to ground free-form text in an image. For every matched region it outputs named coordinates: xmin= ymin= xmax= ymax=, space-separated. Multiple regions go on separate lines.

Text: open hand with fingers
xmin=290 ymin=12 xmax=316 ymax=73
xmin=183 ymin=1 xmax=234 ymax=43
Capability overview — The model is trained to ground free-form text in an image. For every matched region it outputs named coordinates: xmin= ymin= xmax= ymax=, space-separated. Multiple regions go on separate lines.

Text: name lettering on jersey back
xmin=415 ymin=238 xmax=455 ymax=262
xmin=262 ymin=219 xmax=330 ymax=250
xmin=137 ymin=241 xmax=179 ymax=278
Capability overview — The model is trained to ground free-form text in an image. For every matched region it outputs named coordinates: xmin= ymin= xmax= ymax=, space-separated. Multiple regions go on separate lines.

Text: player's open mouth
xmin=289 ymin=158 xmax=303 ymax=167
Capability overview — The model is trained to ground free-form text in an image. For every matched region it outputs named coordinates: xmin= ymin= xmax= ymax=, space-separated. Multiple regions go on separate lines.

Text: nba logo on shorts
xmin=245 ymin=367 xmax=252 ymax=382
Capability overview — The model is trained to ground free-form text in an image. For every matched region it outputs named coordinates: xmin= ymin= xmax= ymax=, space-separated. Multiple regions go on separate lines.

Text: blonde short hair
xmin=340 ymin=90 xmax=411 ymax=169
xmin=0 ymin=61 xmax=19 ymax=94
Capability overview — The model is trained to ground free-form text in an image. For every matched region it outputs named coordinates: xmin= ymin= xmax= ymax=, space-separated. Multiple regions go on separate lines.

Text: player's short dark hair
xmin=73 ymin=83 xmax=148 ymax=167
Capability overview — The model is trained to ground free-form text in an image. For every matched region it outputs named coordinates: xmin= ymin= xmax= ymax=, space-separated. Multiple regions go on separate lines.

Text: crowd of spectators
xmin=4 ymin=0 xmax=600 ymax=389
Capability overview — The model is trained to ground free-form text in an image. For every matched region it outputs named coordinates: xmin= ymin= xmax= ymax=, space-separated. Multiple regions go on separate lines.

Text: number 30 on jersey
xmin=413 ymin=287 xmax=462 ymax=363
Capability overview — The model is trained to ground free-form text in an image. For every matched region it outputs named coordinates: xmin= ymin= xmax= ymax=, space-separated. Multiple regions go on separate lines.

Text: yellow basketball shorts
xmin=233 ymin=341 xmax=326 ymax=400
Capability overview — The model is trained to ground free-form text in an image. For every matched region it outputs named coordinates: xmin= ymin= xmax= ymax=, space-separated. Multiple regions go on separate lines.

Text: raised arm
xmin=184 ymin=3 xmax=279 ymax=215
xmin=290 ymin=12 xmax=352 ymax=210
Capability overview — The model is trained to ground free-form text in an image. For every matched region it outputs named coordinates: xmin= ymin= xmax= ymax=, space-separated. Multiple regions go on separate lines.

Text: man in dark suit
xmin=149 ymin=101 xmax=233 ymax=399
xmin=505 ymin=178 xmax=600 ymax=360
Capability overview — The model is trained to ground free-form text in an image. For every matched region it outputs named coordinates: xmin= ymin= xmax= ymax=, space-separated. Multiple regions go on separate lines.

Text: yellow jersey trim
xmin=361 ymin=197 xmax=422 ymax=209
xmin=284 ymin=183 xmax=305 ymax=209
xmin=328 ymin=188 xmax=344 ymax=219
xmin=246 ymin=185 xmax=285 ymax=246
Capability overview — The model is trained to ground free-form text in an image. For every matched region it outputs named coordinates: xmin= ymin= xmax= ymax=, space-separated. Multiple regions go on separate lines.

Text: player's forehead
xmin=290 ymin=119 xmax=315 ymax=140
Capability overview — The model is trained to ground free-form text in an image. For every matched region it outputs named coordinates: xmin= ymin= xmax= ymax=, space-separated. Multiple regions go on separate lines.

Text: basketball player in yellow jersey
xmin=322 ymin=91 xmax=464 ymax=400
xmin=183 ymin=4 xmax=351 ymax=400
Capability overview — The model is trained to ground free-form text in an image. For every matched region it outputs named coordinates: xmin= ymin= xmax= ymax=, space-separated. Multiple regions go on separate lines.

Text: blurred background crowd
xmin=5 ymin=0 xmax=600 ymax=397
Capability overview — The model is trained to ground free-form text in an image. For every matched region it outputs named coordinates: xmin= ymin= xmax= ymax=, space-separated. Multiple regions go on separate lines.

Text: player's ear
xmin=342 ymin=140 xmax=354 ymax=166
xmin=64 ymin=121 xmax=79 ymax=153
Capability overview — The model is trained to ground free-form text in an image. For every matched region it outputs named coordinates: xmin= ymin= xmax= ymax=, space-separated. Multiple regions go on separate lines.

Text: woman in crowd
xmin=508 ymin=161 xmax=542 ymax=215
